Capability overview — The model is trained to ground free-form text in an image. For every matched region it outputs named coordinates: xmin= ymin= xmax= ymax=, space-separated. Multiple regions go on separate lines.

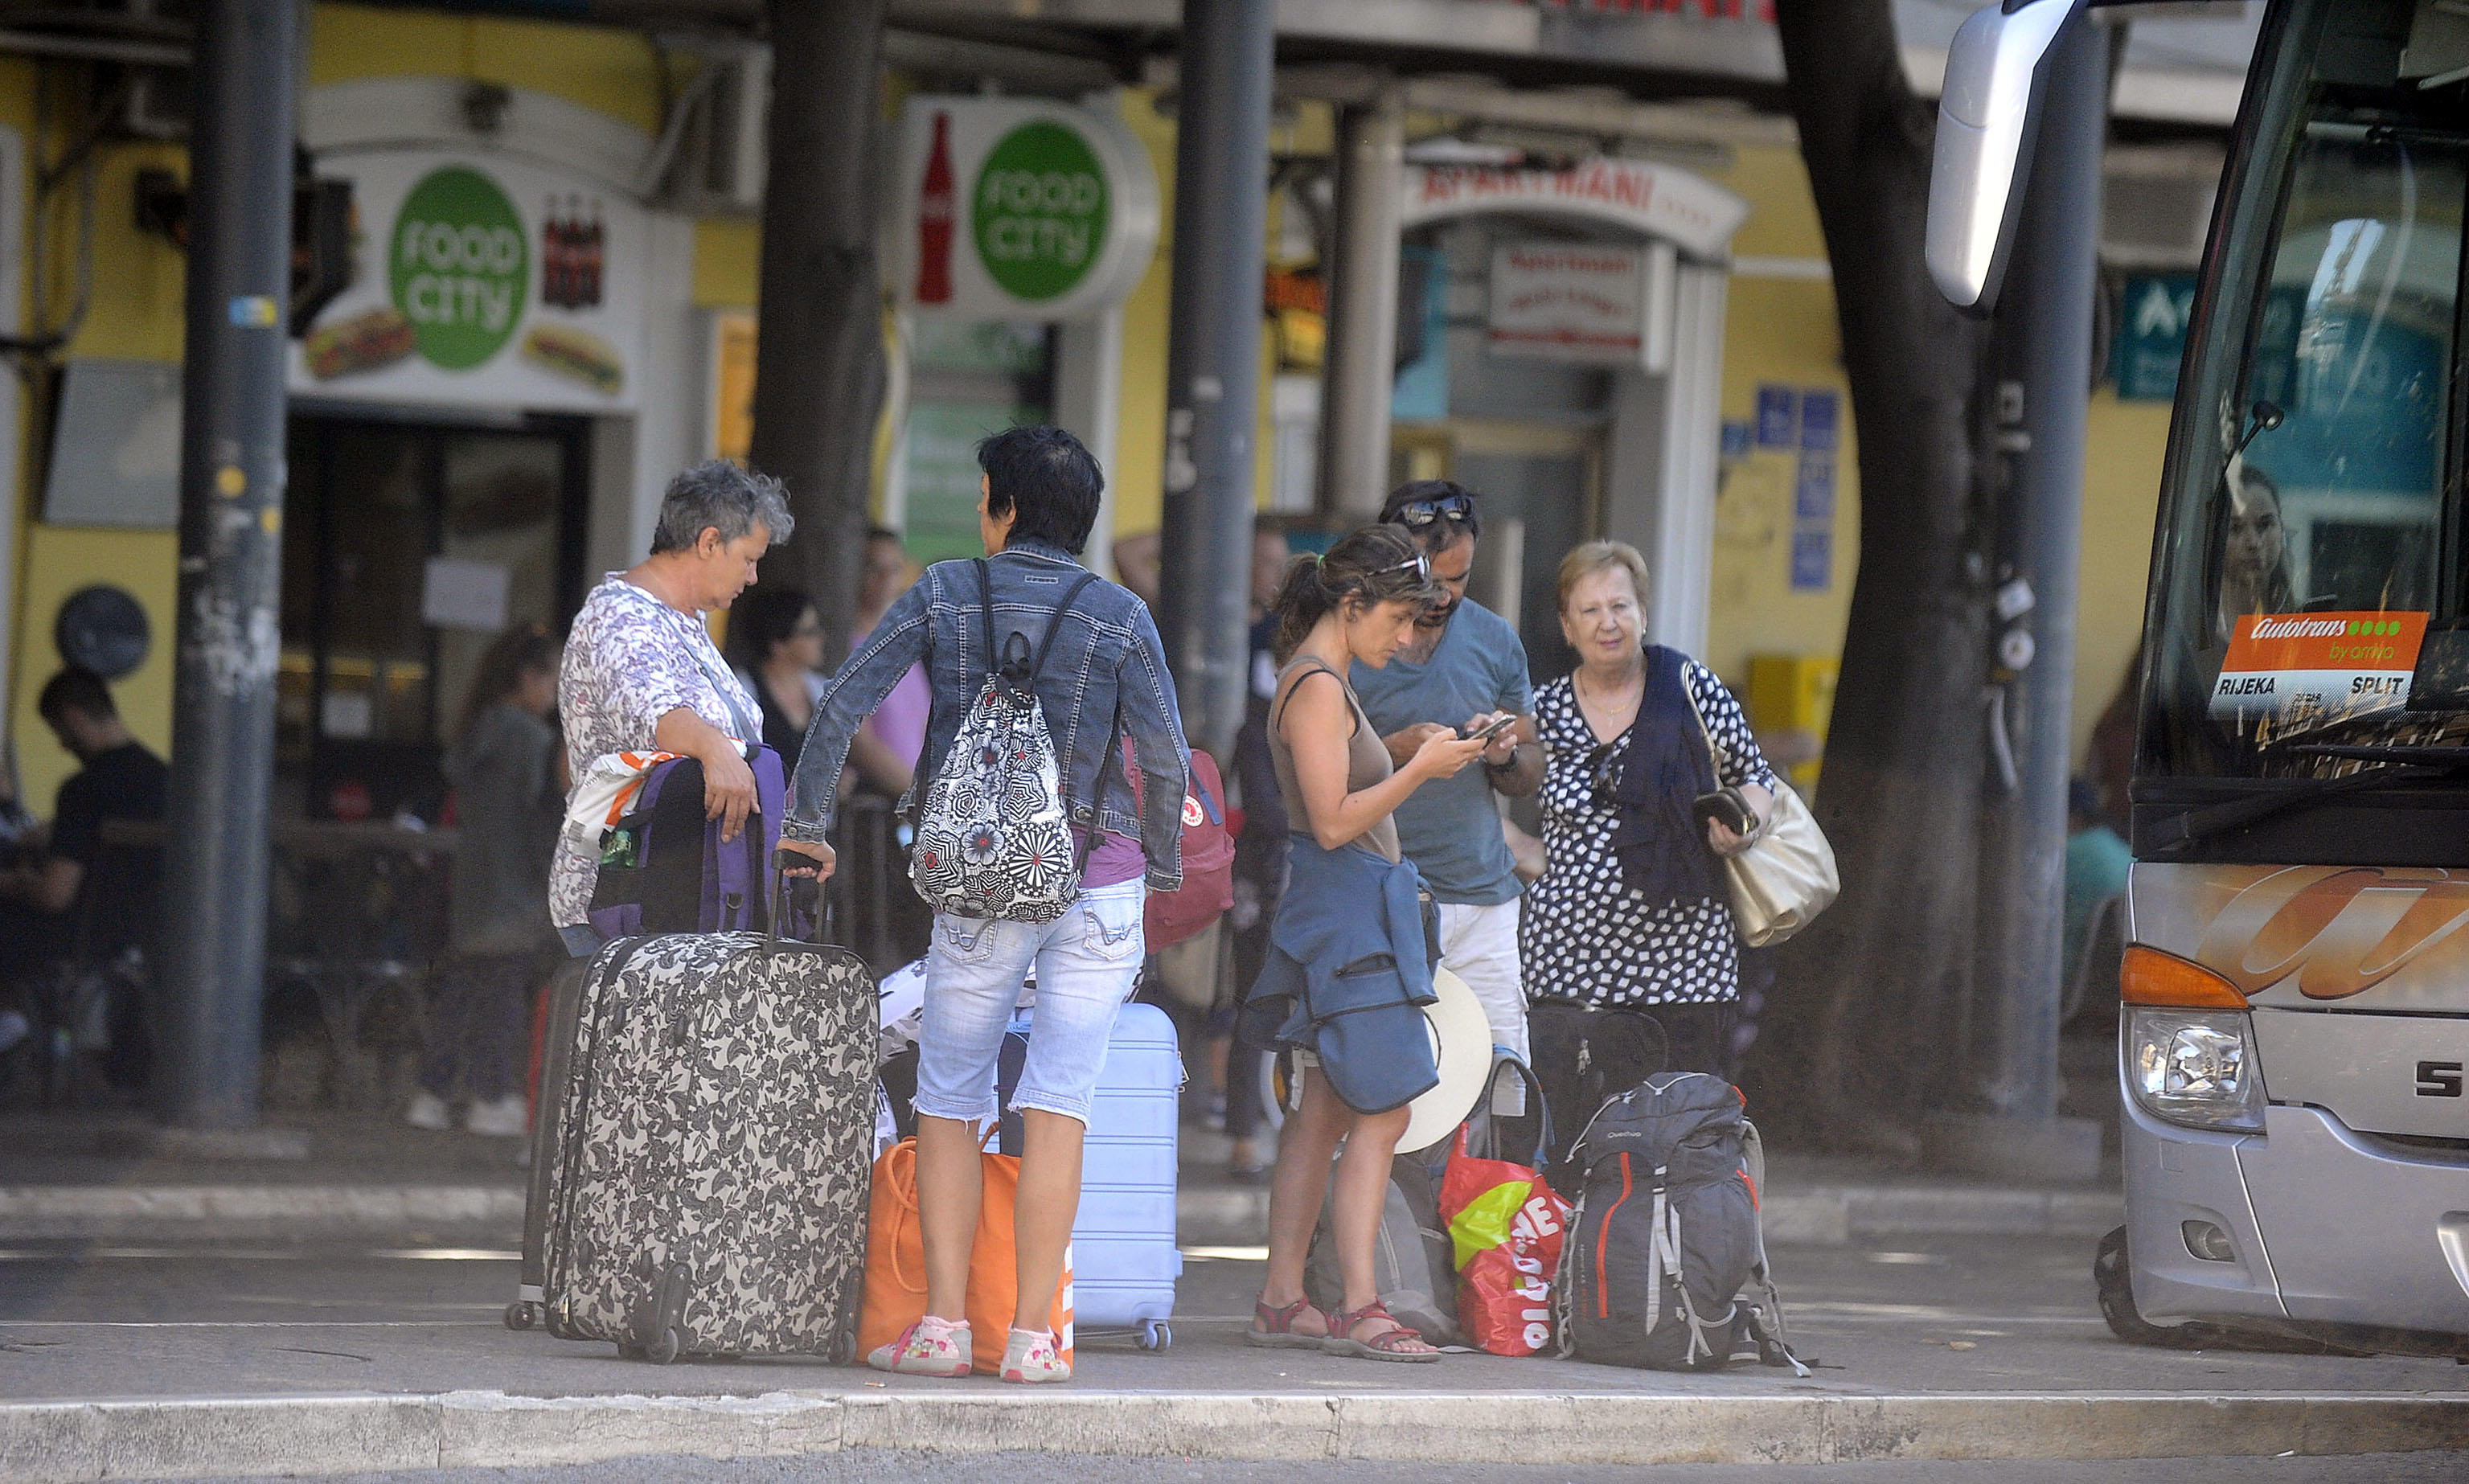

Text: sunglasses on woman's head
xmin=1388 ymin=494 xmax=1474 ymax=528
xmin=1382 ymin=551 xmax=1433 ymax=580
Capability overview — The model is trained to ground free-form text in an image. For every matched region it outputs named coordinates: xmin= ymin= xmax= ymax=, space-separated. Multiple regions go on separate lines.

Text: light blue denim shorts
xmin=914 ymin=879 xmax=1146 ymax=1127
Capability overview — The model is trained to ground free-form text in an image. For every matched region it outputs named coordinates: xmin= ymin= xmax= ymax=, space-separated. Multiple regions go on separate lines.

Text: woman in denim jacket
xmin=778 ymin=426 xmax=1189 ymax=1384
xmin=1244 ymin=526 xmax=1489 ymax=1362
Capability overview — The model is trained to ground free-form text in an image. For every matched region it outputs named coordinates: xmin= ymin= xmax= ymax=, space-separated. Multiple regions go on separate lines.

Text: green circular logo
xmin=389 ymin=166 xmax=528 ymax=371
xmin=972 ymin=121 xmax=1109 ymax=302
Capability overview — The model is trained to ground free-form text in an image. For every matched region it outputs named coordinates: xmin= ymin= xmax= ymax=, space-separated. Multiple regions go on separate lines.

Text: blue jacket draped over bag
xmin=1245 ymin=838 xmax=1439 ymax=1115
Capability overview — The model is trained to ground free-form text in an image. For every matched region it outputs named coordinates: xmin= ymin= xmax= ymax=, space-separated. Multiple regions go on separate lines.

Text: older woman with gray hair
xmin=549 ymin=460 xmax=793 ymax=957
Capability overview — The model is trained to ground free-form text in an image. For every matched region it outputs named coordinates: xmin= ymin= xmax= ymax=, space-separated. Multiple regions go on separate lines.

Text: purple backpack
xmin=587 ymin=746 xmax=788 ymax=940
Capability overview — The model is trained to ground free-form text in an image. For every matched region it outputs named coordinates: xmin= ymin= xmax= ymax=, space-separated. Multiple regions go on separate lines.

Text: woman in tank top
xmin=1246 ymin=524 xmax=1491 ymax=1363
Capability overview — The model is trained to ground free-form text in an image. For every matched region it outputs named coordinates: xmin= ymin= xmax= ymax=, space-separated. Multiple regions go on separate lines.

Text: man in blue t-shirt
xmin=1349 ymin=482 xmax=1541 ymax=1070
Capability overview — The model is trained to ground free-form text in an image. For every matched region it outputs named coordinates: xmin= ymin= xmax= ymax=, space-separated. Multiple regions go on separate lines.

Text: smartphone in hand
xmin=1458 ymin=713 xmax=1518 ymax=744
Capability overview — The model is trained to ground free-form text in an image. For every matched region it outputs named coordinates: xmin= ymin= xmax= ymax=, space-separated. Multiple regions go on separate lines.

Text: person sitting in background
xmin=409 ymin=625 xmax=564 ymax=1138
xmin=0 ymin=669 xmax=169 ymax=1090
xmin=2065 ymin=777 xmax=2131 ymax=979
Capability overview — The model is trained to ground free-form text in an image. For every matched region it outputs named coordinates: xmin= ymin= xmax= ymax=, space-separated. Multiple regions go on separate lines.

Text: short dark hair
xmin=866 ymin=524 xmax=903 ymax=546
xmin=729 ymin=584 xmax=815 ymax=667
xmin=1380 ymin=478 xmax=1483 ymax=549
xmin=978 ymin=425 xmax=1103 ymax=555
xmin=39 ymin=667 xmax=115 ymax=726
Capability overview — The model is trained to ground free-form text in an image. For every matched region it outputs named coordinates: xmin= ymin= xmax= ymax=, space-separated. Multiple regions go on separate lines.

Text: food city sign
xmin=289 ymin=150 xmax=645 ymax=412
xmin=888 ymin=96 xmax=1159 ymax=320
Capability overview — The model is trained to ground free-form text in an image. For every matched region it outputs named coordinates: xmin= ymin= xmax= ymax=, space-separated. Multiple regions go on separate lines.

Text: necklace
xmin=1574 ymin=661 xmax=1644 ymax=740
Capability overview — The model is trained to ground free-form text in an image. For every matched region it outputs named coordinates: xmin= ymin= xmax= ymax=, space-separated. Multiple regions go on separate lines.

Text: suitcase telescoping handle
xmin=769 ymin=848 xmax=834 ymax=949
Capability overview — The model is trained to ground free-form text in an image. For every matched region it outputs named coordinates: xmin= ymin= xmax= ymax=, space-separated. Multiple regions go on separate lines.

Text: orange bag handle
xmin=876 ymin=1125 xmax=1008 ymax=1297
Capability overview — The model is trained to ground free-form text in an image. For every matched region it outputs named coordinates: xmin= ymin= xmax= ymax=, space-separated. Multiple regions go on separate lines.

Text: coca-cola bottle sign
xmin=971 ymin=121 xmax=1111 ymax=302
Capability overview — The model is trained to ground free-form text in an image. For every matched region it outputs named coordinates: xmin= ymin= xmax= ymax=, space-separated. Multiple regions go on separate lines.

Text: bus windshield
xmin=2143 ymin=0 xmax=2469 ymax=801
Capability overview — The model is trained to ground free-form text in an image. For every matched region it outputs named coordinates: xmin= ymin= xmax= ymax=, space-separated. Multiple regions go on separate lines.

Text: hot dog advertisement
xmin=2209 ymin=610 xmax=2428 ymax=734
xmin=288 ymin=149 xmax=642 ymax=413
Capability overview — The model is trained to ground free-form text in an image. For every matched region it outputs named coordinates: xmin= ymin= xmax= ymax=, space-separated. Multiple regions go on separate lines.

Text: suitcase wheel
xmin=1138 ymin=1320 xmax=1171 ymax=1352
xmin=646 ymin=1326 xmax=683 ymax=1366
xmin=502 ymin=1302 xmax=539 ymax=1332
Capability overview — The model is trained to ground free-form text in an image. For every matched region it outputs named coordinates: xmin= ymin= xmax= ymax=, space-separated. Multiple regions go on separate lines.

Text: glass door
xmin=279 ymin=416 xmax=587 ymax=819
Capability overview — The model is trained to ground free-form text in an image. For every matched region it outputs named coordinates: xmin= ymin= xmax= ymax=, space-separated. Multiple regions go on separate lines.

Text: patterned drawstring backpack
xmin=910 ymin=559 xmax=1103 ymax=923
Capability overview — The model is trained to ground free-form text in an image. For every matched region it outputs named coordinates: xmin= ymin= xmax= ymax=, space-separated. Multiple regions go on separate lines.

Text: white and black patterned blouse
xmin=1521 ymin=658 xmax=1776 ymax=1009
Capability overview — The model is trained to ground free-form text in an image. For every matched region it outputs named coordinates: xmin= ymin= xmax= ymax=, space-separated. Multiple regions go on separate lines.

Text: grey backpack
xmin=1552 ymin=1072 xmax=1807 ymax=1375
xmin=910 ymin=562 xmax=1099 ymax=924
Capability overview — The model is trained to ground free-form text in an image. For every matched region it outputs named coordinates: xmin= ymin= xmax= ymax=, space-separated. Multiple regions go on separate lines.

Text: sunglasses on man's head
xmin=1388 ymin=493 xmax=1474 ymax=528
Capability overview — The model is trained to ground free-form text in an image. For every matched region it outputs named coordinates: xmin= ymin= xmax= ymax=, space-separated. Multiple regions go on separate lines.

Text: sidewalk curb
xmin=0 ymin=1183 xmax=2123 ymax=1244
xmin=0 ymin=1187 xmax=526 ymax=1239
xmin=3 ymin=1388 xmax=2462 ymax=1481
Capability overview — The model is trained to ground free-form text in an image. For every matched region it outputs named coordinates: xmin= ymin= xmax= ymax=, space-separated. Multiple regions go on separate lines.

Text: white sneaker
xmin=464 ymin=1093 xmax=529 ymax=1138
xmin=404 ymin=1090 xmax=453 ymax=1131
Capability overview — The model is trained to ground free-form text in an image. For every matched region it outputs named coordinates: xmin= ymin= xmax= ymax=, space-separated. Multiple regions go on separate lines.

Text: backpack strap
xmin=1031 ymin=571 xmax=1102 ymax=678
xmin=973 ymin=558 xmax=999 ymax=679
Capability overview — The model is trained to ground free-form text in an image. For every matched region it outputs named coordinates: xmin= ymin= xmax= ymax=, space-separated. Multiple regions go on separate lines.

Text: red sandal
xmin=1323 ymin=1302 xmax=1441 ymax=1363
xmin=1245 ymin=1293 xmax=1334 ymax=1350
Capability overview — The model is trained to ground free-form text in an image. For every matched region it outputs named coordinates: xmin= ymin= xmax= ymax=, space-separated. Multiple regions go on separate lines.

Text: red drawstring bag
xmin=1438 ymin=1069 xmax=1571 ymax=1358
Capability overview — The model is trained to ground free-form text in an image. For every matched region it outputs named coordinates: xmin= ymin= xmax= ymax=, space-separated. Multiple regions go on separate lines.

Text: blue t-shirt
xmin=1349 ymin=598 xmax=1534 ymax=906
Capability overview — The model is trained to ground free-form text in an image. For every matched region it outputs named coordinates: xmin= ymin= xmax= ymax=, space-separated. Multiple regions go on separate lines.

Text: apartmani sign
xmin=288 ymin=149 xmax=648 ymax=413
xmin=888 ymin=96 xmax=1160 ymax=321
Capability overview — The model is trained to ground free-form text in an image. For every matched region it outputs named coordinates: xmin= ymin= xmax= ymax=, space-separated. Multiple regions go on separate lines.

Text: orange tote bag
xmin=857 ymin=1136 xmax=1074 ymax=1373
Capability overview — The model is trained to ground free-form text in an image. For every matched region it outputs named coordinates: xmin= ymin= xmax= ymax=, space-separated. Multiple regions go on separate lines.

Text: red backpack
xmin=1125 ymin=742 xmax=1235 ymax=950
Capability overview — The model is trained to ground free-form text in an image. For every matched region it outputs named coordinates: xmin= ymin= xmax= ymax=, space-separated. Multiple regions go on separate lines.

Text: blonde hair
xmin=1555 ymin=539 xmax=1651 ymax=615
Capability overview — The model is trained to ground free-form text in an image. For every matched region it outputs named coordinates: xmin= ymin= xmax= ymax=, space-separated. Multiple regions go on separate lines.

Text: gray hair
xmin=649 ymin=461 xmax=794 ymax=555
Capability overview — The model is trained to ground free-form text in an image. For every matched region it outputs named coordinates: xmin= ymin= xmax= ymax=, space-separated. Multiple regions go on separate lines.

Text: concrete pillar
xmin=1317 ymin=88 xmax=1405 ymax=520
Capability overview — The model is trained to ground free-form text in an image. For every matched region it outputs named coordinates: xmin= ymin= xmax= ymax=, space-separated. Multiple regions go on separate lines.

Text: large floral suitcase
xmin=517 ymin=916 xmax=876 ymax=1363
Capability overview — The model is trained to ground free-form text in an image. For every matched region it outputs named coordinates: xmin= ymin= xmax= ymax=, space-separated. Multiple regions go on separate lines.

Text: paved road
xmin=186 ymin=1451 xmax=2469 ymax=1484
xmin=4 ymin=1230 xmax=2463 ymax=1401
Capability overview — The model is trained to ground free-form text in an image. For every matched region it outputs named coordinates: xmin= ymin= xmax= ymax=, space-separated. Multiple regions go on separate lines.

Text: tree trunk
xmin=748 ymin=0 xmax=888 ymax=663
xmin=1741 ymin=0 xmax=1994 ymax=1150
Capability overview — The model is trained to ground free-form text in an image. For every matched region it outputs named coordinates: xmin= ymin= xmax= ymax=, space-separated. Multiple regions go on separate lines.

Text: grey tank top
xmin=1269 ymin=656 xmax=1401 ymax=864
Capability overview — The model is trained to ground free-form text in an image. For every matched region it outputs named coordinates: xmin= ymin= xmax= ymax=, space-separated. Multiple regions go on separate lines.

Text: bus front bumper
xmin=2122 ymin=1095 xmax=2469 ymax=1338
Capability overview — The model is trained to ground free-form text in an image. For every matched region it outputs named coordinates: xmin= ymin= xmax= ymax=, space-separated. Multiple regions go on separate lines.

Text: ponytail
xmin=1269 ymin=523 xmax=1440 ymax=665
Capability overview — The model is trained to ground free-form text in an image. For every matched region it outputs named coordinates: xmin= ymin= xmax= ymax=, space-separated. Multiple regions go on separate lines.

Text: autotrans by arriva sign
xmin=889 ymin=96 xmax=1159 ymax=320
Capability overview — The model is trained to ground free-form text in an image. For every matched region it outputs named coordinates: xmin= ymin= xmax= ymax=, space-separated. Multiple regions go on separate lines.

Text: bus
xmin=1934 ymin=0 xmax=2469 ymax=1356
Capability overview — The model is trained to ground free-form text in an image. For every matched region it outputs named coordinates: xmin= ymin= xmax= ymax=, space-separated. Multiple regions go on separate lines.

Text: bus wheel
xmin=2094 ymin=1226 xmax=2216 ymax=1350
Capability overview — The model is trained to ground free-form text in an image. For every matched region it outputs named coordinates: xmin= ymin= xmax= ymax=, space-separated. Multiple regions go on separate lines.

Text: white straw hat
xmin=1401 ymin=965 xmax=1496 ymax=1154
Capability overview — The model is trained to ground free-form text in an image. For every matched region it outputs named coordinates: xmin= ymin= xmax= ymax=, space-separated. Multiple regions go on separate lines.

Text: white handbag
xmin=1688 ymin=690 xmax=1839 ymax=947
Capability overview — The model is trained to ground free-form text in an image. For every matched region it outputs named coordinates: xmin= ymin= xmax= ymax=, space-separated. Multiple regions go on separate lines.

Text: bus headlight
xmin=2127 ymin=1008 xmax=2264 ymax=1133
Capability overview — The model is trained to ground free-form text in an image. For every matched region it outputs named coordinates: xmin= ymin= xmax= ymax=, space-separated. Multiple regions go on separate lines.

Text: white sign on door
xmin=1488 ymin=243 xmax=1658 ymax=367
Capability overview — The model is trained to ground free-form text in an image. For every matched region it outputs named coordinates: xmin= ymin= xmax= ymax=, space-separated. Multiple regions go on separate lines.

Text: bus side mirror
xmin=1926 ymin=0 xmax=2089 ymax=316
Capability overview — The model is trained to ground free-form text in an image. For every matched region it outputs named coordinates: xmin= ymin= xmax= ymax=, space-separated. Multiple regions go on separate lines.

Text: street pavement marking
xmin=364 ymin=1248 xmax=519 ymax=1261
xmin=1180 ymin=1245 xmax=1270 ymax=1261
xmin=0 ymin=1319 xmax=493 ymax=1327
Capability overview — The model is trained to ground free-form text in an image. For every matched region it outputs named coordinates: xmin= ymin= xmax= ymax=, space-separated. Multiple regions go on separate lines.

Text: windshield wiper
xmin=2144 ymin=748 xmax=2469 ymax=855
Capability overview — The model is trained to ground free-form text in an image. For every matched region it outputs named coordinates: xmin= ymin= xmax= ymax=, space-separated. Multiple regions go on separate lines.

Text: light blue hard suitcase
xmin=998 ymin=1001 xmax=1184 ymax=1351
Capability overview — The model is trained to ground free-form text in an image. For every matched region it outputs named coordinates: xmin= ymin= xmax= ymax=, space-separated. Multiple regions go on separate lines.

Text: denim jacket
xmin=784 ymin=539 xmax=1191 ymax=890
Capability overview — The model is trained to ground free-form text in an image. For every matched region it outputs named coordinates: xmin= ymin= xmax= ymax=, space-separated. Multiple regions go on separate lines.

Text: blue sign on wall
xmin=1794 ymin=453 xmax=1835 ymax=524
xmin=1756 ymin=384 xmax=1797 ymax=448
xmin=1721 ymin=418 xmax=1752 ymax=461
xmin=2114 ymin=274 xmax=2197 ymax=402
xmin=1790 ymin=528 xmax=1832 ymax=592
xmin=1391 ymin=246 xmax=1450 ymax=422
xmin=1798 ymin=389 xmax=1839 ymax=451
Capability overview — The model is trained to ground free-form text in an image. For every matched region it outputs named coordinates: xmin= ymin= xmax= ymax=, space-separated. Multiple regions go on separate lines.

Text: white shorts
xmin=1436 ymin=898 xmax=1529 ymax=1112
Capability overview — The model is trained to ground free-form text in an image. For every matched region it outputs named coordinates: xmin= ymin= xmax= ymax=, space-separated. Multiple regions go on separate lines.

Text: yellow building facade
xmin=2 ymin=3 xmax=2171 ymax=820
